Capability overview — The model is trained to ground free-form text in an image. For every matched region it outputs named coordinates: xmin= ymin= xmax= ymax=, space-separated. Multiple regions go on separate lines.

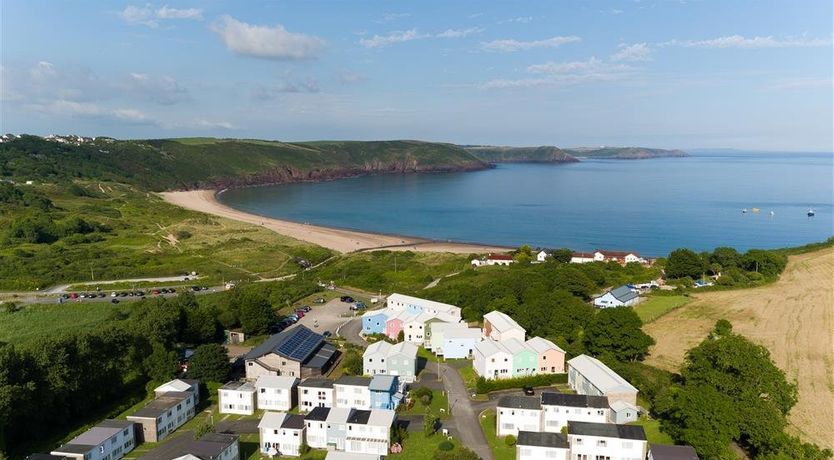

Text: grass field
xmin=628 ymin=417 xmax=674 ymax=444
xmin=399 ymin=431 xmax=454 ymax=459
xmin=399 ymin=389 xmax=450 ymax=419
xmin=0 ymin=302 xmax=133 ymax=344
xmin=479 ymin=409 xmax=516 ymax=460
xmin=634 ymin=295 xmax=690 ymax=323
xmin=644 ymin=246 xmax=834 ymax=448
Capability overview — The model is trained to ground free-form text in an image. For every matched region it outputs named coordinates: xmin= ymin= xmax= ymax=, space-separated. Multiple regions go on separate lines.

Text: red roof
xmin=572 ymin=252 xmax=595 ymax=258
xmin=487 ymin=253 xmax=514 ymax=261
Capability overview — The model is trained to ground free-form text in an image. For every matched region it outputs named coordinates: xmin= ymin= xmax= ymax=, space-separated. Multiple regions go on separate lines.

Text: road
xmin=439 ymin=363 xmax=494 ymax=460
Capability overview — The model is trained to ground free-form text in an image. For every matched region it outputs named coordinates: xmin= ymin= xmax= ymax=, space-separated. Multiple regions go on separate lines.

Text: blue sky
xmin=2 ymin=0 xmax=832 ymax=150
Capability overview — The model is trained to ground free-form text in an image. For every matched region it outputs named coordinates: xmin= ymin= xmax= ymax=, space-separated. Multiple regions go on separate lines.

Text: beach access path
xmin=161 ymin=190 xmax=512 ymax=254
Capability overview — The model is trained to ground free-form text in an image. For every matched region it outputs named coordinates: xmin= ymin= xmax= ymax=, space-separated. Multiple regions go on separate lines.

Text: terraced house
xmin=362 ymin=341 xmax=418 ymax=382
xmin=567 ymin=354 xmax=639 ymax=422
xmin=50 ymin=420 xmax=136 ymax=460
xmin=297 ymin=378 xmax=334 ymax=413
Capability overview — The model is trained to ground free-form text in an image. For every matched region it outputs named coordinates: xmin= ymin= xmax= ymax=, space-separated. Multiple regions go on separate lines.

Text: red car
xmin=295 ymin=310 xmax=305 ymax=318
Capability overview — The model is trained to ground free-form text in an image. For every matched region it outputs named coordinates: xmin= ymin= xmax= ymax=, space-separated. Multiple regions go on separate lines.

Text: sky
xmin=1 ymin=0 xmax=832 ymax=151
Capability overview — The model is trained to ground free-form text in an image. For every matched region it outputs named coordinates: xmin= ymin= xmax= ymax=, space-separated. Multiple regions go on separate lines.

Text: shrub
xmin=505 ymin=434 xmax=517 ymax=446
xmin=299 ymin=443 xmax=311 ymax=455
xmin=475 ymin=373 xmax=567 ymax=394
xmin=438 ymin=440 xmax=454 ymax=451
xmin=175 ymin=229 xmax=193 ymax=240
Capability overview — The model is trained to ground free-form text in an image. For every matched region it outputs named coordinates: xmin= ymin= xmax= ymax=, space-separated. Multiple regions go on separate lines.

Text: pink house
xmin=525 ymin=337 xmax=566 ymax=374
xmin=385 ymin=311 xmax=412 ymax=340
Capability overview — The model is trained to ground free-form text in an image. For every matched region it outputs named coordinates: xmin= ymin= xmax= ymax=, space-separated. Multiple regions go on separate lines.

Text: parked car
xmin=135 ymin=291 xmax=145 ymax=296
xmin=322 ymin=331 xmax=332 ymax=338
xmin=70 ymin=293 xmax=78 ymax=299
xmin=350 ymin=302 xmax=366 ymax=311
xmin=301 ymin=306 xmax=312 ymax=312
xmin=313 ymin=298 xmax=326 ymax=304
xmin=98 ymin=293 xmax=106 ymax=298
xmin=523 ymin=386 xmax=535 ymax=396
xmin=340 ymin=296 xmax=354 ymax=303
xmin=111 ymin=298 xmax=120 ymax=304
xmin=295 ymin=310 xmax=305 ymax=318
xmin=192 ymin=286 xmax=201 ymax=292
xmin=152 ymin=290 xmax=161 ymax=295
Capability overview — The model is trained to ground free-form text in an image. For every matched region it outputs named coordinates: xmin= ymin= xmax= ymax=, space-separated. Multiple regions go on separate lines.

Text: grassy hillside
xmin=463 ymin=145 xmax=579 ymax=163
xmin=565 ymin=146 xmax=688 ymax=159
xmin=0 ymin=136 xmax=488 ymax=192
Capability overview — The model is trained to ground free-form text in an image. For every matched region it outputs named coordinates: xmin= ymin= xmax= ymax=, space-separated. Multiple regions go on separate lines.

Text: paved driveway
xmin=439 ymin=363 xmax=493 ymax=460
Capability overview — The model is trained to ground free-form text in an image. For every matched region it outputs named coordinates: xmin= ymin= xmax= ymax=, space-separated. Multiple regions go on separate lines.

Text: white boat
xmin=742 ymin=208 xmax=748 ymax=214
xmin=808 ymin=208 xmax=815 ymax=217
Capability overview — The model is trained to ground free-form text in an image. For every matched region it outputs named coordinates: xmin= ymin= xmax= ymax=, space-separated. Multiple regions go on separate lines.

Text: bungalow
xmin=245 ymin=325 xmax=338 ymax=380
xmin=304 ymin=407 xmax=330 ymax=449
xmin=471 ymin=253 xmax=515 ymax=267
xmin=525 ymin=336 xmax=566 ymax=374
xmin=219 ymin=381 xmax=256 ymax=415
xmin=326 ymin=407 xmax=354 ymax=451
xmin=345 ymin=410 xmax=397 ymax=457
xmin=473 ymin=338 xmax=513 ymax=380
xmin=127 ymin=379 xmax=199 ymax=442
xmin=334 ymin=376 xmax=372 ymax=410
xmin=298 ymin=378 xmax=334 ymax=413
xmin=427 ymin=321 xmax=468 ymax=352
xmin=540 ymin=392 xmax=610 ymax=432
xmin=648 ymin=444 xmax=700 ymax=460
xmin=369 ymin=375 xmax=402 ymax=410
xmin=256 ymin=375 xmax=299 ymax=411
xmin=516 ymin=431 xmax=569 ymax=460
xmin=143 ymin=433 xmax=240 ymax=460
xmin=259 ymin=412 xmax=306 ymax=457
xmin=570 ymin=252 xmax=596 ymax=264
xmin=496 ymin=395 xmax=542 ymax=437
xmin=51 ymin=420 xmax=136 ymax=460
xmin=536 ymin=250 xmax=550 ymax=262
xmin=483 ymin=310 xmax=527 ymax=342
xmin=567 ymin=421 xmax=648 ymax=460
xmin=594 ymin=285 xmax=640 ymax=308
xmin=504 ymin=338 xmax=538 ymax=377
xmin=361 ymin=310 xmax=388 ymax=335
xmin=568 ymin=355 xmax=639 ymax=406
xmin=441 ymin=327 xmax=482 ymax=359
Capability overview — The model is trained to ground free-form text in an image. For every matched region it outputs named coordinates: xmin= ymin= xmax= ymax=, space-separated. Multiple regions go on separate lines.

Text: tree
xmin=504 ymin=434 xmax=517 ymax=446
xmin=666 ymin=248 xmax=708 ymax=279
xmin=710 ymin=319 xmax=732 ymax=338
xmin=656 ymin=384 xmax=740 ymax=460
xmin=550 ymin=248 xmax=572 ymax=263
xmin=143 ymin=341 xmax=180 ymax=382
xmin=193 ymin=418 xmax=215 ymax=439
xmin=710 ymin=247 xmax=741 ymax=270
xmin=187 ymin=344 xmax=230 ymax=383
xmin=397 ymin=330 xmax=405 ymax=343
xmin=584 ymin=307 xmax=655 ymax=361
xmin=424 ymin=413 xmax=439 ymax=437
xmin=551 ymin=266 xmax=596 ymax=298
xmin=237 ymin=292 xmax=275 ymax=336
xmin=342 ymin=348 xmax=363 ymax=376
xmin=741 ymin=249 xmax=787 ymax=278
xmin=433 ymin=446 xmax=480 ymax=460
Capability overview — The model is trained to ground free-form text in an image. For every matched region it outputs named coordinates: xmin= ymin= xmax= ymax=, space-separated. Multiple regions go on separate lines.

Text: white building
xmin=496 ymin=395 xmax=542 ymax=436
xmin=298 ymin=378 xmax=334 ymax=413
xmin=258 ymin=412 xmax=306 ymax=457
xmin=593 ymin=286 xmax=640 ymax=308
xmin=610 ymin=400 xmax=641 ymax=425
xmin=325 ymin=452 xmax=381 ymax=460
xmin=648 ymin=444 xmax=700 ymax=460
xmin=473 ymin=339 xmax=513 ymax=380
xmin=483 ymin=311 xmax=527 ymax=342
xmin=363 ymin=341 xmax=418 ymax=383
xmin=256 ymin=375 xmax=299 ymax=411
xmin=471 ymin=253 xmax=515 ymax=267
xmin=385 ymin=293 xmax=461 ymax=318
xmin=345 ymin=410 xmax=397 ymax=457
xmin=363 ymin=341 xmax=392 ymax=376
xmin=219 ymin=381 xmax=256 ymax=415
xmin=334 ymin=376 xmax=372 ymax=410
xmin=51 ymin=420 xmax=136 ymax=460
xmin=128 ymin=379 xmax=199 ymax=442
xmin=567 ymin=421 xmax=648 ymax=460
xmin=441 ymin=327 xmax=482 ymax=359
xmin=427 ymin=321 xmax=469 ymax=352
xmin=170 ymin=433 xmax=240 ymax=460
xmin=516 ymin=431 xmax=569 ymax=460
xmin=536 ymin=251 xmax=549 ymax=262
xmin=568 ymin=355 xmax=639 ymax=406
xmin=570 ymin=252 xmax=596 ymax=264
xmin=154 ymin=378 xmax=200 ymax=398
xmin=541 ymin=392 xmax=611 ymax=432
xmin=326 ymin=407 xmax=353 ymax=451
xmin=304 ymin=406 xmax=331 ymax=449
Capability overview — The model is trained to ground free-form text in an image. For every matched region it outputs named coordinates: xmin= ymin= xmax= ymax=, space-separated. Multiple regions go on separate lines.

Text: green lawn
xmin=399 ymin=431 xmax=456 ymax=459
xmin=634 ymin=295 xmax=690 ymax=323
xmin=0 ymin=301 xmax=133 ymax=344
xmin=479 ymin=409 xmax=516 ymax=460
xmin=456 ymin=363 xmax=478 ymax=390
xmin=399 ymin=389 xmax=450 ymax=419
xmin=418 ymin=345 xmax=442 ymax=363
xmin=629 ymin=416 xmax=675 ymax=444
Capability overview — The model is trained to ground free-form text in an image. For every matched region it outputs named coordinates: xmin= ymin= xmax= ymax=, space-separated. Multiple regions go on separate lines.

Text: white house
xmin=536 ymin=251 xmax=549 ymax=262
xmin=593 ymin=286 xmax=640 ymax=308
xmin=304 ymin=406 xmax=331 ymax=449
xmin=256 ymin=375 xmax=299 ymax=411
xmin=541 ymin=392 xmax=611 ymax=432
xmin=165 ymin=433 xmax=240 ymax=460
xmin=516 ymin=431 xmax=569 ymax=460
xmin=473 ymin=338 xmax=513 ymax=380
xmin=593 ymin=250 xmax=646 ymax=265
xmin=471 ymin=253 xmax=516 ymax=267
xmin=570 ymin=252 xmax=596 ymax=264
xmin=363 ymin=341 xmax=392 ymax=376
xmin=325 ymin=451 xmax=381 ymax=460
xmin=385 ymin=293 xmax=461 ymax=318
xmin=567 ymin=421 xmax=648 ymax=460
xmin=51 ymin=420 xmax=136 ymax=460
xmin=427 ymin=321 xmax=469 ymax=352
xmin=298 ymin=378 xmax=334 ymax=413
xmin=334 ymin=376 xmax=372 ymax=410
xmin=610 ymin=400 xmax=641 ymax=425
xmin=326 ymin=407 xmax=354 ymax=451
xmin=496 ymin=395 xmax=543 ymax=436
xmin=258 ymin=412 xmax=306 ymax=457
xmin=568 ymin=355 xmax=639 ymax=406
xmin=482 ymin=310 xmax=527 ymax=342
xmin=128 ymin=379 xmax=199 ymax=443
xmin=345 ymin=410 xmax=397 ymax=457
xmin=219 ymin=381 xmax=256 ymax=415
xmin=154 ymin=378 xmax=200 ymax=398
xmin=401 ymin=311 xmax=435 ymax=344
xmin=383 ymin=341 xmax=419 ymax=383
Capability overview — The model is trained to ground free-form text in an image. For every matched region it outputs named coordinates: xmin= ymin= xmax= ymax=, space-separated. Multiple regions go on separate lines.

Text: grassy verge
xmin=634 ymin=295 xmax=690 ymax=323
xmin=479 ymin=409 xmax=516 ymax=460
xmin=629 ymin=416 xmax=675 ymax=444
xmin=457 ymin=363 xmax=478 ymax=390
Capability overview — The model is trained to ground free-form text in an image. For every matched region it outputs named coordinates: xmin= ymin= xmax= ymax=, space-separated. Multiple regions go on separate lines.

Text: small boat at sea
xmin=808 ymin=208 xmax=815 ymax=217
xmin=752 ymin=208 xmax=760 ymax=213
xmin=742 ymin=208 xmax=748 ymax=214
xmin=770 ymin=211 xmax=775 ymax=217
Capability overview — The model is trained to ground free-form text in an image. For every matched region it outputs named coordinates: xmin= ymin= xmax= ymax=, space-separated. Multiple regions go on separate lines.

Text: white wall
xmin=518 ymin=445 xmax=568 ymax=460
xmin=474 ymin=350 xmax=513 ymax=380
xmin=568 ymin=433 xmax=647 ymax=460
xmin=257 ymin=386 xmax=294 ymax=411
xmin=298 ymin=387 xmax=333 ymax=413
xmin=496 ymin=407 xmax=542 ymax=437
xmin=542 ymin=406 xmax=609 ymax=432
xmin=260 ymin=427 xmax=304 ymax=457
xmin=345 ymin=423 xmax=390 ymax=456
xmin=305 ymin=420 xmax=328 ymax=449
xmin=220 ymin=389 xmax=255 ymax=415
xmin=334 ymin=385 xmax=370 ymax=410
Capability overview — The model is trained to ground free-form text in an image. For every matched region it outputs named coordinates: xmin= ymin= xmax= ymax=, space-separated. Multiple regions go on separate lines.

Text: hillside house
xmin=362 ymin=341 xmax=392 ymax=376
xmin=368 ymin=375 xmax=402 ymax=410
xmin=256 ymin=375 xmax=299 ymax=411
xmin=568 ymin=355 xmax=639 ymax=406
xmin=361 ymin=311 xmax=388 ymax=335
xmin=245 ymin=326 xmax=338 ymax=379
xmin=594 ymin=285 xmax=640 ymax=308
xmin=471 ymin=253 xmax=515 ymax=267
xmin=259 ymin=412 xmax=306 ymax=457
xmin=385 ymin=293 xmax=461 ymax=318
xmin=298 ymin=378 xmax=334 ymax=413
xmin=504 ymin=338 xmax=538 ymax=377
xmin=51 ymin=420 xmax=136 ymax=460
xmin=536 ymin=250 xmax=550 ymax=262
xmin=219 ymin=381 xmax=256 ymax=415
xmin=570 ymin=252 xmax=596 ymax=264
xmin=473 ymin=338 xmax=513 ymax=379
xmin=483 ymin=310 xmax=527 ymax=342
xmin=496 ymin=395 xmax=543 ymax=436
xmin=525 ymin=336 xmax=566 ymax=374
xmin=516 ymin=431 xmax=570 ymax=460
xmin=567 ymin=421 xmax=648 ymax=460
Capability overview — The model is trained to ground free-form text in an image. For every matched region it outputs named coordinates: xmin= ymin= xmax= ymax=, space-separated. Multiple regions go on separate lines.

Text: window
xmin=597 ymin=440 xmax=607 ymax=447
xmin=274 ymin=429 xmax=278 ymax=434
xmin=261 ymin=388 xmax=266 ymax=393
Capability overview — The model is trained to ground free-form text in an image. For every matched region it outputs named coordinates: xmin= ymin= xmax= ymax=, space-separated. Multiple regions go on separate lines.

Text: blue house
xmin=362 ymin=311 xmax=388 ymax=335
xmin=369 ymin=375 xmax=402 ymax=410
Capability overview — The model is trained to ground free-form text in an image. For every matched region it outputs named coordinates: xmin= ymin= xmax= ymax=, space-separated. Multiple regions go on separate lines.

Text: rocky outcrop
xmin=463 ymin=145 xmax=580 ymax=164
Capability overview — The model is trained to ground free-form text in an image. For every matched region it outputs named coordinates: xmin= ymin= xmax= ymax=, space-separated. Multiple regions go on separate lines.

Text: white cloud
xmin=378 ymin=12 xmax=410 ymax=23
xmin=766 ymin=78 xmax=833 ymax=91
xmin=482 ymin=57 xmax=632 ymax=89
xmin=119 ymin=4 xmax=203 ymax=27
xmin=359 ymin=29 xmax=429 ymax=48
xmin=113 ymin=108 xmax=149 ymax=122
xmin=251 ymin=78 xmax=320 ymax=101
xmin=26 ymin=99 xmax=155 ymax=124
xmin=211 ymin=16 xmax=326 ymax=60
xmin=660 ymin=34 xmax=833 ymax=49
xmin=123 ymin=73 xmax=189 ymax=105
xmin=499 ymin=16 xmax=533 ymax=24
xmin=338 ymin=70 xmax=365 ymax=84
xmin=610 ymin=42 xmax=652 ymax=61
xmin=481 ymin=35 xmax=581 ymax=52
xmin=195 ymin=119 xmax=234 ymax=130
xmin=435 ymin=27 xmax=484 ymax=38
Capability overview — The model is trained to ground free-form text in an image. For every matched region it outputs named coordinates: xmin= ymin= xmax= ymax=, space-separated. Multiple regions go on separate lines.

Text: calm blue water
xmin=218 ymin=152 xmax=834 ymax=256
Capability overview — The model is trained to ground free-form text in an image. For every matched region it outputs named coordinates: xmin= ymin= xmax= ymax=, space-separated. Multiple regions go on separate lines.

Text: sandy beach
xmin=160 ymin=190 xmax=513 ymax=254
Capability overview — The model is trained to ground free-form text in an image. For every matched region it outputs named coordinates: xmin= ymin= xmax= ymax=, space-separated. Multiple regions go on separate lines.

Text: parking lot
xmin=283 ymin=297 xmax=362 ymax=337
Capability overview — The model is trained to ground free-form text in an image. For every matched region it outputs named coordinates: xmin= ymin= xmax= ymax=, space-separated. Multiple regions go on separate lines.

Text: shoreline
xmin=160 ymin=189 xmax=515 ymax=254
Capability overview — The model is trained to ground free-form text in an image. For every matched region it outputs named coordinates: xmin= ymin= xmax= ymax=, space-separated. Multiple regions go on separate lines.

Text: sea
xmin=217 ymin=151 xmax=834 ymax=256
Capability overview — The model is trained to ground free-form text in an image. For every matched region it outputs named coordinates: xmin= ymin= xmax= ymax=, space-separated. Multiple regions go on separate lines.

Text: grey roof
xmin=129 ymin=392 xmax=191 ymax=418
xmin=139 ymin=433 xmax=238 ymax=460
xmin=245 ymin=325 xmax=325 ymax=363
xmin=567 ymin=355 xmax=638 ymax=394
xmin=347 ymin=410 xmax=372 ymax=424
xmin=221 ymin=380 xmax=255 ymax=391
xmin=369 ymin=375 xmax=397 ymax=391
xmin=304 ymin=342 xmax=338 ymax=370
xmin=27 ymin=455 xmax=69 ymax=460
xmin=51 ymin=445 xmax=92 ymax=455
xmin=650 ymin=445 xmax=700 ymax=460
xmin=335 ymin=376 xmax=372 ymax=387
xmin=300 ymin=378 xmax=334 ymax=389
xmin=282 ymin=414 xmax=306 ymax=430
xmin=306 ymin=406 xmax=331 ymax=421
xmin=497 ymin=395 xmax=541 ymax=410
xmin=541 ymin=392 xmax=609 ymax=409
xmin=517 ymin=431 xmax=569 ymax=449
xmin=568 ymin=421 xmax=646 ymax=440
xmin=610 ymin=285 xmax=639 ymax=303
xmin=96 ymin=419 xmax=134 ymax=429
